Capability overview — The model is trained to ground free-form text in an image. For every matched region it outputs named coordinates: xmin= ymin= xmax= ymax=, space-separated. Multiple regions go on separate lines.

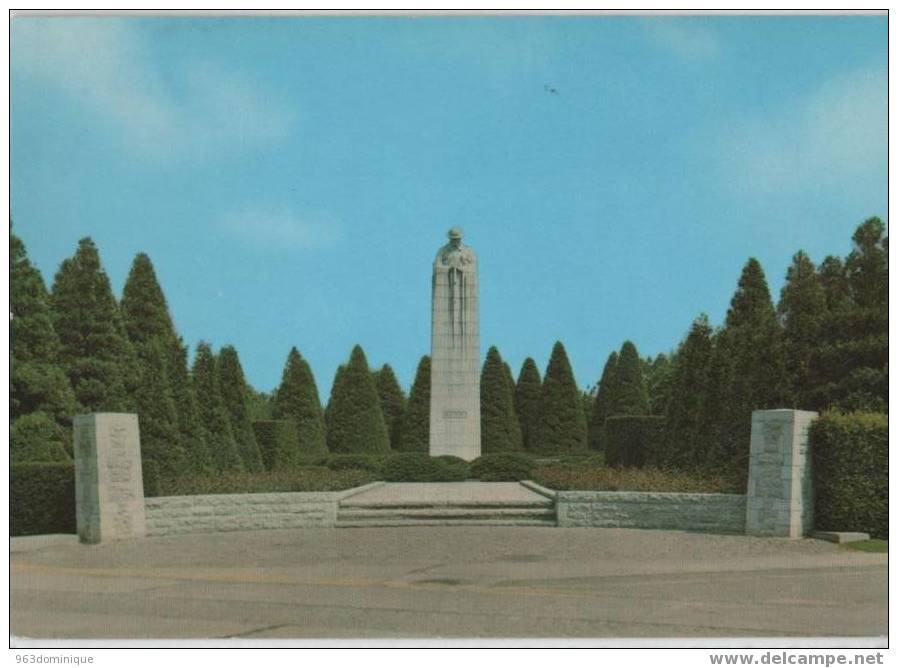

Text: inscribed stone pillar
xmin=745 ymin=409 xmax=818 ymax=538
xmin=429 ymin=227 xmax=481 ymax=461
xmin=74 ymin=413 xmax=146 ymax=544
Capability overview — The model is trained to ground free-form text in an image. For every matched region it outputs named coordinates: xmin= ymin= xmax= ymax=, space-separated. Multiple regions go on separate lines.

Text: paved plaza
xmin=11 ymin=526 xmax=886 ymax=642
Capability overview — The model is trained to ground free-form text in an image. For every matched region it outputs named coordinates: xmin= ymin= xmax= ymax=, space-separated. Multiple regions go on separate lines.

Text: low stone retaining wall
xmin=144 ymin=492 xmax=338 ymax=536
xmin=556 ymin=491 xmax=746 ymax=533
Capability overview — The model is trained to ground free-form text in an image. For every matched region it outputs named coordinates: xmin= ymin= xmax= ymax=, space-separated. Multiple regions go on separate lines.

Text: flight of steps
xmin=337 ymin=496 xmax=557 ymax=528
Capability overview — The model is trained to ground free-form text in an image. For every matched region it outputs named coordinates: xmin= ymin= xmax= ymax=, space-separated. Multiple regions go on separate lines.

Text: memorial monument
xmin=429 ymin=227 xmax=481 ymax=461
xmin=74 ymin=413 xmax=146 ymax=544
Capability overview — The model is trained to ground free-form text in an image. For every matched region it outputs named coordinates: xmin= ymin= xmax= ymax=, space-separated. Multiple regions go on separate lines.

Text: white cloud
xmin=221 ymin=208 xmax=342 ymax=251
xmin=643 ymin=18 xmax=719 ymax=60
xmin=714 ymin=65 xmax=886 ymax=197
xmin=11 ymin=19 xmax=296 ymax=162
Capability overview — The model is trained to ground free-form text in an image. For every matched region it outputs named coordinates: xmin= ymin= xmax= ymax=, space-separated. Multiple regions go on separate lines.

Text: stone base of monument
xmin=336 ymin=482 xmax=557 ymax=527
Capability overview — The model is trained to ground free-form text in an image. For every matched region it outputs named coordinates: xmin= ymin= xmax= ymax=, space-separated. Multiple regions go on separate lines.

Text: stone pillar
xmin=745 ymin=409 xmax=817 ymax=538
xmin=74 ymin=413 xmax=146 ymax=544
xmin=429 ymin=227 xmax=481 ymax=461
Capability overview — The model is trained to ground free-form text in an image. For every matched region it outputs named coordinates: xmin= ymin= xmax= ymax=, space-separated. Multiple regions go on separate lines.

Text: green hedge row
xmin=811 ymin=412 xmax=888 ymax=539
xmin=604 ymin=415 xmax=666 ymax=468
xmin=11 ymin=462 xmax=76 ymax=536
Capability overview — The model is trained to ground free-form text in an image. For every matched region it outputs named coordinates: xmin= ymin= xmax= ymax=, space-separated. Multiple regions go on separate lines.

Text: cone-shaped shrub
xmin=531 ymin=341 xmax=588 ymax=454
xmin=273 ymin=347 xmax=328 ymax=457
xmin=192 ymin=342 xmax=243 ymax=472
xmin=325 ymin=345 xmax=390 ymax=454
xmin=218 ymin=345 xmax=265 ymax=472
xmin=480 ymin=346 xmax=523 ymax=453
xmin=587 ymin=351 xmax=617 ymax=452
xmin=399 ymin=355 xmax=430 ymax=452
xmin=607 ymin=341 xmax=649 ymax=416
xmin=374 ymin=364 xmax=405 ymax=450
xmin=10 ymin=230 xmax=77 ymax=427
xmin=50 ymin=238 xmax=137 ymax=412
xmin=514 ymin=358 xmax=542 ymax=451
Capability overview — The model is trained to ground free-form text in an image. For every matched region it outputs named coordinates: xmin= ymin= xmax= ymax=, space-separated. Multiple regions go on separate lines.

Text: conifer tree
xmin=192 ymin=342 xmax=243 ymax=472
xmin=133 ymin=338 xmax=188 ymax=480
xmin=50 ymin=237 xmax=137 ymax=413
xmin=10 ymin=230 xmax=77 ymax=427
xmin=645 ymin=353 xmax=675 ymax=416
xmin=374 ymin=364 xmax=405 ymax=450
xmin=399 ymin=355 xmax=431 ymax=452
xmin=587 ymin=351 xmax=617 ymax=452
xmin=709 ymin=258 xmax=788 ymax=482
xmin=607 ymin=341 xmax=650 ymax=416
xmin=662 ymin=315 xmax=713 ymax=468
xmin=273 ymin=347 xmax=328 ymax=457
xmin=168 ymin=338 xmax=213 ymax=474
xmin=531 ymin=341 xmax=587 ymax=454
xmin=818 ymin=256 xmax=851 ymax=311
xmin=777 ymin=251 xmax=827 ymax=409
xmin=120 ymin=252 xmax=209 ymax=475
xmin=325 ymin=345 xmax=390 ymax=453
xmin=218 ymin=345 xmax=265 ymax=472
xmin=514 ymin=357 xmax=542 ymax=451
xmin=480 ymin=346 xmax=523 ymax=453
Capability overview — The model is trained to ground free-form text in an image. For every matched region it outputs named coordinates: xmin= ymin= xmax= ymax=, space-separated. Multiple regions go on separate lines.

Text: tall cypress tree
xmin=662 ymin=315 xmax=714 ymax=469
xmin=587 ymin=351 xmax=617 ymax=452
xmin=50 ymin=237 xmax=137 ymax=413
xmin=273 ymin=347 xmax=328 ymax=457
xmin=709 ymin=258 xmax=788 ymax=482
xmin=133 ymin=338 xmax=187 ymax=481
xmin=607 ymin=341 xmax=650 ymax=416
xmin=480 ymin=346 xmax=523 ymax=453
xmin=218 ymin=345 xmax=265 ymax=472
xmin=10 ymin=230 xmax=77 ymax=428
xmin=168 ymin=338 xmax=213 ymax=474
xmin=192 ymin=341 xmax=243 ymax=472
xmin=645 ymin=353 xmax=675 ymax=416
xmin=399 ymin=355 xmax=430 ymax=452
xmin=777 ymin=251 xmax=827 ymax=410
xmin=325 ymin=345 xmax=390 ymax=453
xmin=374 ymin=364 xmax=405 ymax=450
xmin=514 ymin=357 xmax=542 ymax=451
xmin=531 ymin=341 xmax=587 ymax=454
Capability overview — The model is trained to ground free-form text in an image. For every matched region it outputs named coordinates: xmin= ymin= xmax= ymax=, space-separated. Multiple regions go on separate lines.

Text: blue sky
xmin=11 ymin=15 xmax=887 ymax=395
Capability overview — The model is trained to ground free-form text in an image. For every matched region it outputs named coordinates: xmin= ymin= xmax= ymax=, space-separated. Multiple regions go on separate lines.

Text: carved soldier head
xmin=448 ymin=226 xmax=463 ymax=249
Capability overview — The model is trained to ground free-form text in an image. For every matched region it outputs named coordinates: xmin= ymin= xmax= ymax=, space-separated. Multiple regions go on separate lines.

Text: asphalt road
xmin=10 ymin=527 xmax=887 ymax=643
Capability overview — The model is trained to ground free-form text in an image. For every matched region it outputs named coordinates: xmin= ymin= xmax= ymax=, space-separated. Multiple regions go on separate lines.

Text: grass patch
xmin=531 ymin=465 xmax=740 ymax=494
xmin=155 ymin=467 xmax=376 ymax=496
xmin=842 ymin=539 xmax=888 ymax=553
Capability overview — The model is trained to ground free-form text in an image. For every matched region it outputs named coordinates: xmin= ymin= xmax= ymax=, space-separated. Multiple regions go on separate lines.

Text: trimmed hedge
xmin=811 ymin=411 xmax=888 ymax=539
xmin=157 ymin=467 xmax=376 ymax=496
xmin=604 ymin=415 xmax=666 ymax=468
xmin=325 ymin=453 xmax=386 ymax=472
xmin=531 ymin=464 xmax=736 ymax=493
xmin=380 ymin=453 xmax=469 ymax=482
xmin=11 ymin=462 xmax=76 ymax=536
xmin=470 ymin=453 xmax=533 ymax=481
xmin=252 ymin=420 xmax=301 ymax=471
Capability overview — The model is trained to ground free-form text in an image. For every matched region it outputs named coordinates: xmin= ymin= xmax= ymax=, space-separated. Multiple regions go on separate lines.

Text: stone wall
xmin=144 ymin=492 xmax=338 ymax=536
xmin=556 ymin=491 xmax=746 ymax=533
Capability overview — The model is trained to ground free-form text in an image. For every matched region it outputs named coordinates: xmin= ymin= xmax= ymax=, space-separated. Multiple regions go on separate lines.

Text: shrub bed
xmin=380 ymin=453 xmax=469 ymax=482
xmin=811 ymin=411 xmax=888 ymax=539
xmin=156 ymin=467 xmax=376 ymax=496
xmin=604 ymin=415 xmax=666 ymax=468
xmin=531 ymin=464 xmax=738 ymax=494
xmin=470 ymin=453 xmax=533 ymax=481
xmin=325 ymin=453 xmax=386 ymax=472
xmin=11 ymin=462 xmax=76 ymax=536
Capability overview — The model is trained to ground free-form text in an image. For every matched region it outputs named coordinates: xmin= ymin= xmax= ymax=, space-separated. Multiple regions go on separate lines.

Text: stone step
xmin=338 ymin=506 xmax=556 ymax=520
xmin=335 ymin=518 xmax=558 ymax=528
xmin=339 ymin=499 xmax=554 ymax=509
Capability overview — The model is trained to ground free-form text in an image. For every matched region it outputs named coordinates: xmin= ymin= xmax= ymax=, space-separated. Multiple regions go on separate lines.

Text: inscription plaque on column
xmin=74 ymin=413 xmax=146 ymax=544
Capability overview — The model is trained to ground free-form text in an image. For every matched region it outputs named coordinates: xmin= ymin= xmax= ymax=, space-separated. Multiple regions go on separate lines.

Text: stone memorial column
xmin=429 ymin=227 xmax=481 ymax=461
xmin=74 ymin=413 xmax=146 ymax=544
xmin=745 ymin=409 xmax=818 ymax=538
